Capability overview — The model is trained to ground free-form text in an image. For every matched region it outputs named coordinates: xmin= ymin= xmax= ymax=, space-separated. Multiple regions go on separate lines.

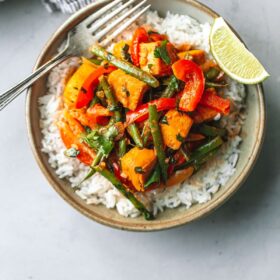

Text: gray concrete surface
xmin=0 ymin=0 xmax=279 ymax=279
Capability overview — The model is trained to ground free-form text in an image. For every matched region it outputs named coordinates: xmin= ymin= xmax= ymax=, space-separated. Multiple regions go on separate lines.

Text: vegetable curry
xmin=57 ymin=27 xmax=231 ymax=220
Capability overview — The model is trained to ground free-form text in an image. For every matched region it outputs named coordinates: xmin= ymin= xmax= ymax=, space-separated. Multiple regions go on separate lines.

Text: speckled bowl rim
xmin=26 ymin=0 xmax=266 ymax=231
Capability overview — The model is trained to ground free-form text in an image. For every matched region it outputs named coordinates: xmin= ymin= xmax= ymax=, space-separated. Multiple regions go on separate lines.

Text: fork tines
xmin=82 ymin=0 xmax=150 ymax=46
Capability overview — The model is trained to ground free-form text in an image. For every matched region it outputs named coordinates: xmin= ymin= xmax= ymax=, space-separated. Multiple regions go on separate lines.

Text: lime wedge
xmin=210 ymin=17 xmax=269 ymax=84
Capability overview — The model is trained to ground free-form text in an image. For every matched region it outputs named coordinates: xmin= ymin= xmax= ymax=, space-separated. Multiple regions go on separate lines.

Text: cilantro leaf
xmin=144 ymin=165 xmax=161 ymax=189
xmin=82 ymin=125 xmax=119 ymax=157
xmin=154 ymin=40 xmax=171 ymax=65
xmin=176 ymin=133 xmax=185 ymax=143
xmin=121 ymin=44 xmax=132 ymax=62
xmin=147 ymin=64 xmax=153 ymax=70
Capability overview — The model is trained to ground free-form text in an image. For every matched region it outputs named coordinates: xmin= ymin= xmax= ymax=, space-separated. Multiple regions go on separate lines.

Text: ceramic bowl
xmin=26 ymin=0 xmax=265 ymax=231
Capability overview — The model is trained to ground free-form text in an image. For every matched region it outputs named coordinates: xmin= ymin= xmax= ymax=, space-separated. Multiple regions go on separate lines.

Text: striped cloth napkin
xmin=42 ymin=0 xmax=96 ymax=13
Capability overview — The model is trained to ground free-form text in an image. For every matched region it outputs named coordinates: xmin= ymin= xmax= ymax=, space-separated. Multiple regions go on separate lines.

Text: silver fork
xmin=0 ymin=0 xmax=150 ymax=111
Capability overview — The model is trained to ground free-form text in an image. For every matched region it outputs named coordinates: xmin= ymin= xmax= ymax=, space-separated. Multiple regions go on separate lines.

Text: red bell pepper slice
xmin=130 ymin=27 xmax=149 ymax=67
xmin=126 ymin=98 xmax=176 ymax=125
xmin=75 ymin=65 xmax=116 ymax=109
xmin=149 ymin=32 xmax=168 ymax=42
xmin=86 ymin=104 xmax=113 ymax=126
xmin=112 ymin=162 xmax=123 ymax=181
xmin=58 ymin=115 xmax=95 ymax=166
xmin=192 ymin=105 xmax=220 ymax=124
xmin=172 ymin=59 xmax=205 ymax=112
xmin=199 ymin=88 xmax=230 ymax=115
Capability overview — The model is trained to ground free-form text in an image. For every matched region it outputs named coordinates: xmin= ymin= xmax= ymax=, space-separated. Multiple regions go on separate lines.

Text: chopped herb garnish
xmin=81 ymin=87 xmax=87 ymax=94
xmin=121 ymin=44 xmax=131 ymax=62
xmin=89 ymin=57 xmax=102 ymax=65
xmin=108 ymin=104 xmax=122 ymax=112
xmin=148 ymin=30 xmax=159 ymax=35
xmin=144 ymin=164 xmax=161 ymax=188
xmin=82 ymin=125 xmax=119 ymax=156
xmin=122 ymin=86 xmax=130 ymax=97
xmin=103 ymin=63 xmax=110 ymax=69
xmin=122 ymin=43 xmax=129 ymax=52
xmin=64 ymin=147 xmax=80 ymax=158
xmin=161 ymin=115 xmax=169 ymax=125
xmin=176 ymin=133 xmax=185 ymax=143
xmin=154 ymin=40 xmax=171 ymax=65
xmin=84 ymin=126 xmax=92 ymax=134
xmin=147 ymin=64 xmax=153 ymax=70
xmin=134 ymin=166 xmax=145 ymax=174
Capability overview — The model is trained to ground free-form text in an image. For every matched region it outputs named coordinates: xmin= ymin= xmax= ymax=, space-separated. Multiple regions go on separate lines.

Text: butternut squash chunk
xmin=113 ymin=40 xmax=131 ymax=60
xmin=160 ymin=109 xmax=193 ymax=150
xmin=177 ymin=49 xmax=205 ymax=64
xmin=121 ymin=147 xmax=156 ymax=192
xmin=108 ymin=69 xmax=148 ymax=111
xmin=57 ymin=110 xmax=95 ymax=165
xmin=63 ymin=59 xmax=97 ymax=108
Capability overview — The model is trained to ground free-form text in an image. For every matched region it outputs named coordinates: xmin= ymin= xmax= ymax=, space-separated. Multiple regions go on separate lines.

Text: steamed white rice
xmin=39 ymin=11 xmax=246 ymax=218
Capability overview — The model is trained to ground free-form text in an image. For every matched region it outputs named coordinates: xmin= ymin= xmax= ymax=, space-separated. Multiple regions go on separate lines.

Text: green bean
xmin=193 ymin=148 xmax=219 ymax=170
xmin=77 ymin=149 xmax=104 ymax=187
xmin=143 ymin=132 xmax=151 ymax=146
xmin=142 ymin=82 xmax=176 ymax=146
xmin=141 ymin=122 xmax=151 ymax=146
xmin=144 ymin=164 xmax=161 ymax=189
xmin=118 ymin=138 xmax=127 ymax=157
xmin=80 ymin=122 xmax=123 ymax=185
xmin=206 ymin=81 xmax=228 ymax=88
xmin=197 ymin=124 xmax=227 ymax=137
xmin=89 ymin=95 xmax=100 ymax=108
xmin=127 ymin=123 xmax=143 ymax=148
xmin=99 ymin=75 xmax=122 ymax=122
xmin=91 ymin=45 xmax=159 ymax=88
xmin=192 ymin=136 xmax=223 ymax=158
xmin=148 ymin=104 xmax=168 ymax=182
xmin=175 ymin=136 xmax=223 ymax=171
xmin=205 ymin=67 xmax=220 ymax=81
xmin=94 ymin=167 xmax=154 ymax=220
xmin=162 ymin=75 xmax=180 ymax=98
xmin=89 ymin=57 xmax=102 ymax=65
xmin=91 ymin=150 xmax=104 ymax=167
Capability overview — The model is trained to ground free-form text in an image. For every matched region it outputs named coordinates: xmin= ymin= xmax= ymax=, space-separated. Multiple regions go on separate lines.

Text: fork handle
xmin=0 ymin=51 xmax=71 ymax=111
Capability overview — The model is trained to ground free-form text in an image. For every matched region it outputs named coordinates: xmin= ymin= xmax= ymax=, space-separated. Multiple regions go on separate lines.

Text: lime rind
xmin=210 ymin=17 xmax=269 ymax=84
